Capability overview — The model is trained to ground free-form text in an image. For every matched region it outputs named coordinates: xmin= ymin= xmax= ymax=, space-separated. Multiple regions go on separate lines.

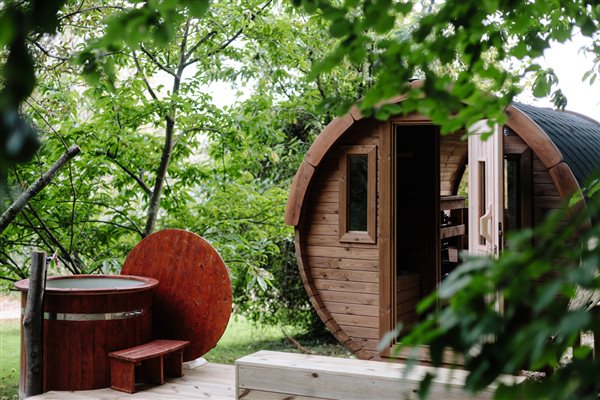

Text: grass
xmin=204 ymin=315 xmax=351 ymax=364
xmin=0 ymin=314 xmax=350 ymax=399
xmin=0 ymin=319 xmax=19 ymax=400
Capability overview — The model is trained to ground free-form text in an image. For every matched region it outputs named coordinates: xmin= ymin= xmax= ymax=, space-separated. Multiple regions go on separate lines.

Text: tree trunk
xmin=22 ymin=251 xmax=47 ymax=398
xmin=0 ymin=144 xmax=80 ymax=234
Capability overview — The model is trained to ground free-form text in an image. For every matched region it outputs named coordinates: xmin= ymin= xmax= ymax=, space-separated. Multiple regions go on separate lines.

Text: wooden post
xmin=22 ymin=251 xmax=47 ymax=398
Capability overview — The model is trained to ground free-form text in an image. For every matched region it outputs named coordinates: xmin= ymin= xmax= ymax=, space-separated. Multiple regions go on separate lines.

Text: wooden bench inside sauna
xmin=16 ymin=229 xmax=232 ymax=394
xmin=285 ymin=79 xmax=600 ymax=361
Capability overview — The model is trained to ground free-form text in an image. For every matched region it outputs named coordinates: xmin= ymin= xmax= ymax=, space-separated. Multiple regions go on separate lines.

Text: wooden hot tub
xmin=15 ymin=274 xmax=158 ymax=391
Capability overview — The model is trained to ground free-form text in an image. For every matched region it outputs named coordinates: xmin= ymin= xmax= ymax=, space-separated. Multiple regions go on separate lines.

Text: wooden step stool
xmin=109 ymin=339 xmax=189 ymax=393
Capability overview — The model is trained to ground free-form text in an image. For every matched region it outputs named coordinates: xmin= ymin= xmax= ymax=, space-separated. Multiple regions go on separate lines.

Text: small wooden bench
xmin=108 ymin=339 xmax=189 ymax=393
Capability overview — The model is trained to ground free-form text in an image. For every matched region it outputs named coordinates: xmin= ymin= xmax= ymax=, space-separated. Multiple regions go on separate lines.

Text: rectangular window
xmin=478 ymin=161 xmax=487 ymax=245
xmin=339 ymin=145 xmax=377 ymax=243
xmin=348 ymin=155 xmax=369 ymax=231
xmin=504 ymin=155 xmax=521 ymax=232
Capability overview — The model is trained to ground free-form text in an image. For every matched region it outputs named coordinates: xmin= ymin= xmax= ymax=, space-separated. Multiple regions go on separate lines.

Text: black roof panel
xmin=512 ymin=103 xmax=600 ymax=188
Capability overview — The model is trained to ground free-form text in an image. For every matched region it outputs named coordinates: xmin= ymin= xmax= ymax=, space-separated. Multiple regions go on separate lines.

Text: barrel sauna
xmin=15 ymin=274 xmax=158 ymax=391
xmin=285 ymin=79 xmax=600 ymax=360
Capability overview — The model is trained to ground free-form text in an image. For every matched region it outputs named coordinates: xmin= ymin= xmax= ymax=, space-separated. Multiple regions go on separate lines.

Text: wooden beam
xmin=284 ymin=161 xmax=315 ymax=226
xmin=306 ymin=113 xmax=354 ymax=167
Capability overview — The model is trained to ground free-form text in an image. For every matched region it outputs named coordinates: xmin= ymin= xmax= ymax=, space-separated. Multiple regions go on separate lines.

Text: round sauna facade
xmin=285 ymin=83 xmax=600 ymax=360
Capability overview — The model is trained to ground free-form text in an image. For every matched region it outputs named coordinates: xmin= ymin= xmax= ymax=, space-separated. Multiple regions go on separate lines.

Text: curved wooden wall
xmin=286 ymin=89 xmax=585 ymax=360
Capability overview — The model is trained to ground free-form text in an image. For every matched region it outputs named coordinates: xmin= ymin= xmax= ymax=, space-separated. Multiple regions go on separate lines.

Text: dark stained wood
xmin=109 ymin=340 xmax=189 ymax=362
xmin=164 ymin=351 xmax=184 ymax=377
xmin=122 ymin=229 xmax=233 ymax=362
xmin=15 ymin=275 xmax=156 ymax=391
xmin=109 ymin=340 xmax=188 ymax=394
xmin=109 ymin=359 xmax=135 ymax=394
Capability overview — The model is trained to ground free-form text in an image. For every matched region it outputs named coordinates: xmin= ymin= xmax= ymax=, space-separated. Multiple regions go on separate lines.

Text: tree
xmin=0 ymin=1 xmax=378 ymax=334
xmin=293 ymin=0 xmax=599 ymax=129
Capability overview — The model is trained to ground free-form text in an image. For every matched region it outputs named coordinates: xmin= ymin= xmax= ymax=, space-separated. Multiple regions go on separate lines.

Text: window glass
xmin=504 ymin=155 xmax=521 ymax=233
xmin=348 ymin=155 xmax=369 ymax=231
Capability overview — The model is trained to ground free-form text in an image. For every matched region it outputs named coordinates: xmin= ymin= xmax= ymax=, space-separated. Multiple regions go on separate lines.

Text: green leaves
xmin=532 ymin=68 xmax=558 ymax=98
xmin=184 ymin=0 xmax=211 ymax=18
xmin=394 ymin=181 xmax=600 ymax=399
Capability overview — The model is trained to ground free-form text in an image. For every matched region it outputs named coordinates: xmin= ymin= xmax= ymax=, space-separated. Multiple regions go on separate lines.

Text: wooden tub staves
xmin=15 ymin=275 xmax=158 ymax=391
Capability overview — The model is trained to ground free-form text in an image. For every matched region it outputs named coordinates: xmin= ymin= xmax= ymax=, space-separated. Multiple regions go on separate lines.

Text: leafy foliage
xmin=0 ymin=0 xmax=375 ymax=332
xmin=394 ymin=183 xmax=600 ymax=399
xmin=293 ymin=0 xmax=599 ymax=132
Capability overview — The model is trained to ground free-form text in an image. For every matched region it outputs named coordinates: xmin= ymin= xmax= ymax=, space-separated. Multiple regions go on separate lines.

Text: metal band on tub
xmin=23 ymin=308 xmax=146 ymax=321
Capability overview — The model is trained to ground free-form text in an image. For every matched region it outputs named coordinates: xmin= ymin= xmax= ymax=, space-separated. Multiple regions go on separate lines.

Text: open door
xmin=468 ymin=121 xmax=503 ymax=257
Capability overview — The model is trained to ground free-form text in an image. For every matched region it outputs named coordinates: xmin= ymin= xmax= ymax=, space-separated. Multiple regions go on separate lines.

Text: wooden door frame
xmin=379 ymin=116 xmax=440 ymax=357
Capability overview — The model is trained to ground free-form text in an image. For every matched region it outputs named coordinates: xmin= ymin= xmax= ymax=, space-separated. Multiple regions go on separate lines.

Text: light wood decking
xmin=29 ymin=363 xmax=235 ymax=399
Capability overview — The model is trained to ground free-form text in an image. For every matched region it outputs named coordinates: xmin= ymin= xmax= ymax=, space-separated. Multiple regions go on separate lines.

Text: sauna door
xmin=468 ymin=121 xmax=503 ymax=256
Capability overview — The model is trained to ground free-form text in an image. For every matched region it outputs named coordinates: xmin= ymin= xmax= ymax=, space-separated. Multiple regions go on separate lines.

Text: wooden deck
xmin=29 ymin=363 xmax=235 ymax=399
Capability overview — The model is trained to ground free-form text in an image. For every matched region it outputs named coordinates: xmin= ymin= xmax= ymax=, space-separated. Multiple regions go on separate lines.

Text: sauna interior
xmin=393 ymin=124 xmax=467 ymax=332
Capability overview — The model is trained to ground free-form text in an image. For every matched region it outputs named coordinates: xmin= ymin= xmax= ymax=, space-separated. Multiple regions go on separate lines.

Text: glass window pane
xmin=348 ymin=155 xmax=368 ymax=231
xmin=504 ymin=155 xmax=521 ymax=233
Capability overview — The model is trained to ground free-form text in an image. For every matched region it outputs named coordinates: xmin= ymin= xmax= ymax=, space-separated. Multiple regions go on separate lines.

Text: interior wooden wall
xmin=440 ymin=132 xmax=468 ymax=196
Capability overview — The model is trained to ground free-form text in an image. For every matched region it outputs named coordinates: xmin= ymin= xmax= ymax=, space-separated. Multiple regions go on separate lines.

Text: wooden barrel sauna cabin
xmin=285 ymin=80 xmax=600 ymax=360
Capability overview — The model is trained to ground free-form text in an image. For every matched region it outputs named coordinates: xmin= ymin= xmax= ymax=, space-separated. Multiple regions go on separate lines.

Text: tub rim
xmin=14 ymin=274 xmax=159 ymax=295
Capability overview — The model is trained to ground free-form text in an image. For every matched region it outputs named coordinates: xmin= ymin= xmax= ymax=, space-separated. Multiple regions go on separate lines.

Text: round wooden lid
xmin=122 ymin=229 xmax=232 ymax=361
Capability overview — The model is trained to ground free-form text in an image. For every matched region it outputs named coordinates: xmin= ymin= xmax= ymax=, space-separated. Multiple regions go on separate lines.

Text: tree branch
xmin=20 ymin=210 xmax=79 ymax=274
xmin=132 ymin=51 xmax=160 ymax=102
xmin=184 ymin=0 xmax=274 ymax=67
xmin=29 ymin=40 xmax=69 ymax=61
xmin=140 ymin=45 xmax=176 ymax=76
xmin=105 ymin=153 xmax=152 ymax=197
xmin=0 ymin=145 xmax=81 ymax=234
xmin=58 ymin=5 xmax=125 ymax=22
xmin=184 ymin=30 xmax=217 ymax=61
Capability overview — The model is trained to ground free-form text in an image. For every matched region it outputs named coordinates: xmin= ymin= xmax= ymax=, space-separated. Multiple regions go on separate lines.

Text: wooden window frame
xmin=339 ymin=145 xmax=377 ymax=244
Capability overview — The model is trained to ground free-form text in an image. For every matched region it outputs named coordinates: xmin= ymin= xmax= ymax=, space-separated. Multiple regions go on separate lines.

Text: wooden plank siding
xmin=298 ymin=119 xmax=383 ymax=359
xmin=532 ymin=154 xmax=568 ymax=227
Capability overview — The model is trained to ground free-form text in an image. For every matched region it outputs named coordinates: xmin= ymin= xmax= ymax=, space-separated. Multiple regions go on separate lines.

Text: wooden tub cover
xmin=122 ymin=229 xmax=232 ymax=361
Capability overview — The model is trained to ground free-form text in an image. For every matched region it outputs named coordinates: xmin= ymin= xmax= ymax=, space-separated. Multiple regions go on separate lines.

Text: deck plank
xmin=28 ymin=363 xmax=235 ymax=400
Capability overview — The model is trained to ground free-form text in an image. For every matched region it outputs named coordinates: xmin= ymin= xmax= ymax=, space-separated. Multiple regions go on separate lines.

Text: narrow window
xmin=478 ymin=161 xmax=487 ymax=245
xmin=348 ymin=155 xmax=369 ymax=231
xmin=504 ymin=155 xmax=521 ymax=232
xmin=339 ymin=145 xmax=377 ymax=243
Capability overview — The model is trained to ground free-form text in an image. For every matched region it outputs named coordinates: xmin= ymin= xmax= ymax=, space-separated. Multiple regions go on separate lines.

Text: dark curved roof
xmin=514 ymin=103 xmax=600 ymax=188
